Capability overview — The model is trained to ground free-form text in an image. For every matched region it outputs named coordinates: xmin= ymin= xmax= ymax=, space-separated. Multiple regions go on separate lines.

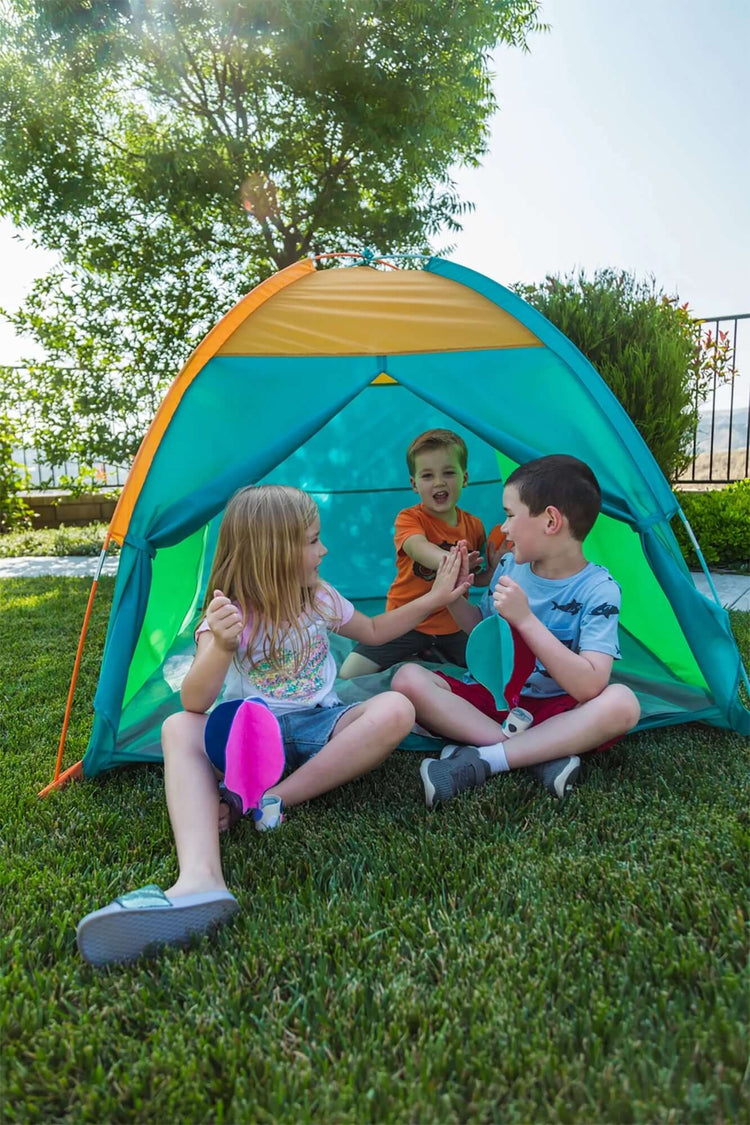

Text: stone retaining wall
xmin=20 ymin=491 xmax=119 ymax=528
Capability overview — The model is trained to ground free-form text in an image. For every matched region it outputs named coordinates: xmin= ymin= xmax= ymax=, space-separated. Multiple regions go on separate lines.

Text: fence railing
xmin=7 ymin=315 xmax=750 ymax=491
xmin=12 ymin=446 xmax=128 ymax=490
xmin=676 ymin=313 xmax=749 ymax=486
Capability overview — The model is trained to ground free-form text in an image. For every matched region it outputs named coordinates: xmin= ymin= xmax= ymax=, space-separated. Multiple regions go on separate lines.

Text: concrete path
xmin=0 ymin=555 xmax=120 ymax=578
xmin=689 ymin=570 xmax=750 ymax=612
xmin=0 ymin=555 xmax=748 ymax=611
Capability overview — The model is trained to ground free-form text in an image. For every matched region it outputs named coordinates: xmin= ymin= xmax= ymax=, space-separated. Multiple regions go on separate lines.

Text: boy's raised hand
xmin=433 ymin=545 xmax=473 ymax=604
xmin=456 ymin=540 xmax=474 ymax=587
xmin=486 ymin=537 xmax=506 ymax=574
xmin=493 ymin=575 xmax=531 ymax=626
xmin=206 ymin=589 xmax=244 ymax=652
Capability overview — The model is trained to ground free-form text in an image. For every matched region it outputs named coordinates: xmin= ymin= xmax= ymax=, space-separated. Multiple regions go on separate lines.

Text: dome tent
xmin=42 ymin=255 xmax=750 ymax=794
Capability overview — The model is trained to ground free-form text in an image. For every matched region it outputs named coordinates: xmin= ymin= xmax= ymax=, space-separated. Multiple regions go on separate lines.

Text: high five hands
xmin=431 ymin=545 xmax=474 ymax=605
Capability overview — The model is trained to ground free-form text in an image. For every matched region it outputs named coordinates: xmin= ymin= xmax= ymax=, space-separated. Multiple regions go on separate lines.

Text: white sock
xmin=477 ymin=741 xmax=510 ymax=775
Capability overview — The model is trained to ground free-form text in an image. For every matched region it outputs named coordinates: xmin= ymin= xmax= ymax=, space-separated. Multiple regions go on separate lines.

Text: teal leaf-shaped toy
xmin=465 ymin=614 xmax=515 ymax=711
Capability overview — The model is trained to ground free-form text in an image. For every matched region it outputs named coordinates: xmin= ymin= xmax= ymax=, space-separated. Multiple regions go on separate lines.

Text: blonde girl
xmin=77 ymin=484 xmax=468 ymax=965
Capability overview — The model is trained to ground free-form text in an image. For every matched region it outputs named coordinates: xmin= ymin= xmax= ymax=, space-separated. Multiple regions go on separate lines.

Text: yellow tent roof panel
xmin=217 ymin=266 xmax=542 ymax=357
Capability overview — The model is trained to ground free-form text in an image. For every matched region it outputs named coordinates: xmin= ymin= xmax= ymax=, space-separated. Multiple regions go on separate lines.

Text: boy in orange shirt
xmin=339 ymin=429 xmax=506 ymax=678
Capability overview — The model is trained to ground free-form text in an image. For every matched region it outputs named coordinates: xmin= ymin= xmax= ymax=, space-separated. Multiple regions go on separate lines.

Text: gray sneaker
xmin=527 ymin=755 xmax=581 ymax=800
xmin=420 ymin=746 xmax=491 ymax=809
xmin=439 ymin=743 xmax=461 ymax=760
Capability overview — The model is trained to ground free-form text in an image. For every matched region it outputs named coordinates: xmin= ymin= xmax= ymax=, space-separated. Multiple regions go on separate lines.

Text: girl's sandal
xmin=76 ymin=884 xmax=238 ymax=966
xmin=218 ymin=785 xmax=244 ymax=831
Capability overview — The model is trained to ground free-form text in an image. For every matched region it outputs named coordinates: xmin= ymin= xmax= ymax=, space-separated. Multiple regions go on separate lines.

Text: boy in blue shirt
xmin=391 ymin=454 xmax=641 ymax=801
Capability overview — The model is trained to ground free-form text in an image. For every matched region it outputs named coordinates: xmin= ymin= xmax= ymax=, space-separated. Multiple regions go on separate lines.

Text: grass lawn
xmin=1 ymin=576 xmax=748 ymax=1123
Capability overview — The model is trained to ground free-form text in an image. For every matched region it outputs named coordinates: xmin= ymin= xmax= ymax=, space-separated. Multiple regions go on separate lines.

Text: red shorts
xmin=434 ymin=673 xmax=619 ymax=753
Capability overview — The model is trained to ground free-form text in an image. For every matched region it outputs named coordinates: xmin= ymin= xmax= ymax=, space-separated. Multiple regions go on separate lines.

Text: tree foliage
xmin=514 ymin=270 xmax=737 ymax=480
xmin=0 ymin=411 xmax=33 ymax=531
xmin=0 ymin=0 xmax=544 ymax=469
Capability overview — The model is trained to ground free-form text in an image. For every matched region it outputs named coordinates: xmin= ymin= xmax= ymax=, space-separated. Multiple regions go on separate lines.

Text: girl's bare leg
xmin=160 ymin=711 xmax=229 ymax=897
xmin=271 ymin=691 xmax=415 ymax=807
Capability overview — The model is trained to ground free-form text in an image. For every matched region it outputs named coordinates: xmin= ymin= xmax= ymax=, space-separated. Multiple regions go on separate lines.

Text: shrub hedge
xmin=0 ymin=522 xmax=118 ymax=558
xmin=516 ymin=270 xmax=735 ymax=481
xmin=674 ymin=480 xmax=750 ymax=570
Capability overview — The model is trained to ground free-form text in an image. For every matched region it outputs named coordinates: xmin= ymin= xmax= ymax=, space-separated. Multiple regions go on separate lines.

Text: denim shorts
xmin=277 ymin=702 xmax=359 ymax=772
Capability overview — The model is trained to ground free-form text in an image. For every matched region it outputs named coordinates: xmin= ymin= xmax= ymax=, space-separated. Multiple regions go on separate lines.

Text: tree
xmin=0 ymin=0 xmax=545 ymax=471
xmin=514 ymin=270 xmax=736 ymax=481
xmin=0 ymin=411 xmax=33 ymax=531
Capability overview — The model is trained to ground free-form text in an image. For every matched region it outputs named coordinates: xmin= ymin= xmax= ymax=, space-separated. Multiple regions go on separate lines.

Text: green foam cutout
xmin=465 ymin=614 xmax=514 ymax=711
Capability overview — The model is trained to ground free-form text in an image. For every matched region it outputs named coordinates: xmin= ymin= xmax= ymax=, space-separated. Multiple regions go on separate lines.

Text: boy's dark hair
xmin=506 ymin=455 xmax=601 ymax=541
xmin=407 ymin=429 xmax=468 ymax=476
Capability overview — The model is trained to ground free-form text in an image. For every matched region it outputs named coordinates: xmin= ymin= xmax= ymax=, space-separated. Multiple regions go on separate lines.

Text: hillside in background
xmin=695 ymin=408 xmax=749 ymax=456
xmin=677 ymin=407 xmax=749 ymax=482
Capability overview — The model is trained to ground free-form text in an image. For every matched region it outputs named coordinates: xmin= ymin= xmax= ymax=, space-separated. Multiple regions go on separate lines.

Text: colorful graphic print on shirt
xmin=241 ymin=633 xmax=331 ymax=702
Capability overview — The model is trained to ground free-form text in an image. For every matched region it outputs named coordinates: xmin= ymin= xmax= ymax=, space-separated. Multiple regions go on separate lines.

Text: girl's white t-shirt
xmin=196 ymin=584 xmax=355 ymax=716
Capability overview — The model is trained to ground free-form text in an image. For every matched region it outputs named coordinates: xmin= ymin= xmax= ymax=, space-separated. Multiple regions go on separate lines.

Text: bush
xmin=0 ymin=413 xmax=34 ymax=532
xmin=0 ymin=522 xmax=118 ymax=558
xmin=674 ymin=480 xmax=750 ymax=570
xmin=515 ymin=270 xmax=735 ymax=480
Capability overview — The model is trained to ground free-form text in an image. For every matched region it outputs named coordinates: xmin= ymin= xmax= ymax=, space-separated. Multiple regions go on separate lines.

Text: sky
xmin=449 ymin=0 xmax=749 ymax=318
xmin=1 ymin=0 xmax=748 ymax=412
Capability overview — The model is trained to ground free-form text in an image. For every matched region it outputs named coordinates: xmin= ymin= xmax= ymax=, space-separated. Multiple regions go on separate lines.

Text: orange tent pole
xmin=39 ymin=535 xmax=112 ymax=798
xmin=38 ymin=760 xmax=84 ymax=798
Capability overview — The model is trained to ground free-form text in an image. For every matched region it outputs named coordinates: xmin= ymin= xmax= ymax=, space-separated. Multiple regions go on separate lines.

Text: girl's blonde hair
xmin=203 ymin=484 xmax=331 ymax=673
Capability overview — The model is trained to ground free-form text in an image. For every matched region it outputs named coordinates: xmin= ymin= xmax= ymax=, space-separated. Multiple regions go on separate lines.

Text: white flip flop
xmin=76 ymin=883 xmax=239 ymax=966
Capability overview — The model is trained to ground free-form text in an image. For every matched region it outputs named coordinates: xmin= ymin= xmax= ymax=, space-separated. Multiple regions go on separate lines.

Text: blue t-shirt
xmin=481 ymin=553 xmax=622 ymax=698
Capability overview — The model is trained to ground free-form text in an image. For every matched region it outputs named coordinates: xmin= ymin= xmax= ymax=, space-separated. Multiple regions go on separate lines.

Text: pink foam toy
xmin=221 ymin=700 xmax=285 ymax=814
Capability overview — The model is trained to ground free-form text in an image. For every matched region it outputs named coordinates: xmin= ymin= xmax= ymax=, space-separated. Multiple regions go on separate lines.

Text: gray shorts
xmin=353 ymin=628 xmax=468 ymax=670
xmin=277 ymin=702 xmax=358 ymax=771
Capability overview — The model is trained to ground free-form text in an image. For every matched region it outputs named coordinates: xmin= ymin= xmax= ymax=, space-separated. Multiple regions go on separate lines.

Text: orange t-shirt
xmin=487 ymin=523 xmax=509 ymax=556
xmin=386 ymin=504 xmax=486 ymax=635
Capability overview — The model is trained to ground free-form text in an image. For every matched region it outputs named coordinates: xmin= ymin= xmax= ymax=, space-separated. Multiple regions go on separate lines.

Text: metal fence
xmin=676 ymin=313 xmax=749 ymax=486
xmin=7 ymin=314 xmax=750 ymax=491
xmin=12 ymin=446 xmax=129 ymax=491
